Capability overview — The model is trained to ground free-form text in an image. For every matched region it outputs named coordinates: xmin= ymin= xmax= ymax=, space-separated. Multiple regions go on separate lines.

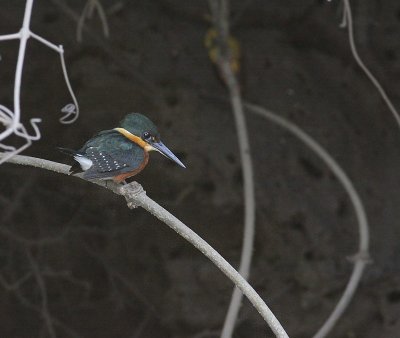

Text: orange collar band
xmin=114 ymin=128 xmax=154 ymax=151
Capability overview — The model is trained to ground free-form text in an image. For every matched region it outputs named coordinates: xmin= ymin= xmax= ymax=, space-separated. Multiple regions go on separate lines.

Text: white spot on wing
xmin=74 ymin=155 xmax=93 ymax=171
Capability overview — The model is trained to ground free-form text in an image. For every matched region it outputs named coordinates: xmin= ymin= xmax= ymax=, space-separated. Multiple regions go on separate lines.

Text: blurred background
xmin=0 ymin=0 xmax=400 ymax=337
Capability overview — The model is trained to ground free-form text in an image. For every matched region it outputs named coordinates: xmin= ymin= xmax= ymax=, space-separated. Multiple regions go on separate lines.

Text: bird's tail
xmin=57 ymin=147 xmax=83 ymax=174
xmin=57 ymin=147 xmax=78 ymax=156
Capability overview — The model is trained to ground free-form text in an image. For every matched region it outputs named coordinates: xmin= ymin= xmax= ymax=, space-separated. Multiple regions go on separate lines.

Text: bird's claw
xmin=119 ymin=181 xmax=145 ymax=209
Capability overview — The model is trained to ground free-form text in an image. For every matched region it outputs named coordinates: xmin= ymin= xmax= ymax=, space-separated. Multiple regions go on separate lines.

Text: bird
xmin=58 ymin=113 xmax=185 ymax=183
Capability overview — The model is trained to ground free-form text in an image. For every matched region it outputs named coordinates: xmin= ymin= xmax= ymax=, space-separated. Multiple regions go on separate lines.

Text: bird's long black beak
xmin=151 ymin=141 xmax=186 ymax=168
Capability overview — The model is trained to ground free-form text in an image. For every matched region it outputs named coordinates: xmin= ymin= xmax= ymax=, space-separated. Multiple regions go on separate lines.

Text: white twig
xmin=1 ymin=0 xmax=34 ymax=141
xmin=245 ymin=102 xmax=370 ymax=338
xmin=341 ymin=0 xmax=400 ymax=128
xmin=0 ymin=0 xmax=79 ymax=164
xmin=0 ymin=153 xmax=289 ymax=338
xmin=0 ymin=103 xmax=41 ymax=165
xmin=207 ymin=2 xmax=257 ymax=337
xmin=30 ymin=31 xmax=60 ymax=52
xmin=0 ymin=33 xmax=21 ymax=41
xmin=59 ymin=47 xmax=80 ymax=124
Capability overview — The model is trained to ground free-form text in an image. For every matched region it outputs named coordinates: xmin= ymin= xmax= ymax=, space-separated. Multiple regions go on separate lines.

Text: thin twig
xmin=76 ymin=0 xmax=91 ymax=42
xmin=207 ymin=2 xmax=256 ymax=337
xmin=0 ymin=174 xmax=36 ymax=224
xmin=341 ymin=0 xmax=400 ymax=128
xmin=77 ymin=0 xmax=110 ymax=42
xmin=0 ymin=0 xmax=40 ymax=162
xmin=0 ymin=272 xmax=32 ymax=291
xmin=11 ymin=286 xmax=84 ymax=338
xmin=1 ymin=153 xmax=289 ymax=338
xmin=26 ymin=250 xmax=57 ymax=338
xmin=0 ymin=0 xmax=79 ymax=163
xmin=58 ymin=46 xmax=80 ymax=124
xmin=50 ymin=0 xmax=158 ymax=96
xmin=12 ymin=0 xmax=34 ymax=138
xmin=244 ymin=102 xmax=370 ymax=338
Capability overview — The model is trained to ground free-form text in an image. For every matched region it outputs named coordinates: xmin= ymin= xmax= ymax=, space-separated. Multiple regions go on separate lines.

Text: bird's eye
xmin=143 ymin=131 xmax=151 ymax=140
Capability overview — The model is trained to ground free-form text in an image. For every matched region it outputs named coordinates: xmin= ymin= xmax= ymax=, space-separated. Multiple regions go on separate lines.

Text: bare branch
xmin=244 ymin=102 xmax=370 ymax=338
xmin=77 ymin=0 xmax=110 ymax=43
xmin=0 ymin=0 xmax=79 ymax=164
xmin=0 ymin=153 xmax=289 ymax=338
xmin=340 ymin=0 xmax=400 ymax=129
xmin=207 ymin=1 xmax=257 ymax=337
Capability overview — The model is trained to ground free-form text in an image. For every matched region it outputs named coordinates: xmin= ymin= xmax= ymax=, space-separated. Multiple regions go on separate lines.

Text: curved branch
xmin=341 ymin=0 xmax=400 ymax=128
xmin=245 ymin=102 xmax=370 ymax=338
xmin=0 ymin=153 xmax=289 ymax=338
xmin=207 ymin=2 xmax=256 ymax=336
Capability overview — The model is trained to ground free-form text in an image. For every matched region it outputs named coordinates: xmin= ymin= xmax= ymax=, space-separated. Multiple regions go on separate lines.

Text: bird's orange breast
xmin=112 ymin=151 xmax=149 ymax=183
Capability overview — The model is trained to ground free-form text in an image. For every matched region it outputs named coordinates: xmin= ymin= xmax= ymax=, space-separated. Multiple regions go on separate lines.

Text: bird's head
xmin=115 ymin=113 xmax=186 ymax=168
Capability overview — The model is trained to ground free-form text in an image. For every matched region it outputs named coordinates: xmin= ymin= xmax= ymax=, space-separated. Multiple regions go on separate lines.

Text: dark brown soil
xmin=0 ymin=1 xmax=400 ymax=337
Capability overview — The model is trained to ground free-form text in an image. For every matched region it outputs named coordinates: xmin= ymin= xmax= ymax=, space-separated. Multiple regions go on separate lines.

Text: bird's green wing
xmin=81 ymin=130 xmax=146 ymax=180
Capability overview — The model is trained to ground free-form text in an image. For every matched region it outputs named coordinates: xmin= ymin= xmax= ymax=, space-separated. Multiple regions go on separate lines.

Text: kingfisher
xmin=59 ymin=113 xmax=185 ymax=183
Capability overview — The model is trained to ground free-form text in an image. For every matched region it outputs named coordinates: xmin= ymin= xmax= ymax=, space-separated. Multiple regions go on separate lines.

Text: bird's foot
xmin=118 ymin=181 xmax=146 ymax=209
